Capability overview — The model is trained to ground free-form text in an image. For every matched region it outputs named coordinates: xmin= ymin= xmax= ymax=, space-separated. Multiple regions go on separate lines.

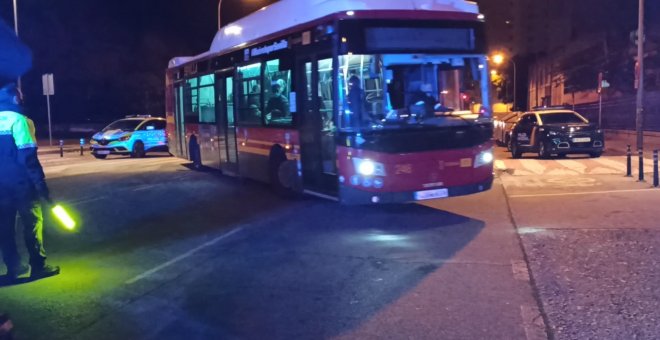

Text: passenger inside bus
xmin=265 ymin=79 xmax=289 ymax=123
xmin=346 ymin=74 xmax=367 ymax=126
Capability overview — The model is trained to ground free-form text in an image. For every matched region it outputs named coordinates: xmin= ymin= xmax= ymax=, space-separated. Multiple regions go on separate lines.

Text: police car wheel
xmin=93 ymin=154 xmax=107 ymax=159
xmin=511 ymin=143 xmax=522 ymax=159
xmin=131 ymin=141 xmax=146 ymax=158
xmin=538 ymin=142 xmax=550 ymax=159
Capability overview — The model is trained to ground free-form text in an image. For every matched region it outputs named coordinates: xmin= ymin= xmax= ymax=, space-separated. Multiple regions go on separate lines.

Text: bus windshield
xmin=338 ymin=54 xmax=487 ymax=132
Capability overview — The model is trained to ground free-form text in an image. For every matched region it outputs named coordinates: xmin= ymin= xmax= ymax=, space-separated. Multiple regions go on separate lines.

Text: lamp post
xmin=12 ymin=0 xmax=22 ymax=91
xmin=636 ymin=0 xmax=645 ymax=153
xmin=493 ymin=53 xmax=517 ymax=111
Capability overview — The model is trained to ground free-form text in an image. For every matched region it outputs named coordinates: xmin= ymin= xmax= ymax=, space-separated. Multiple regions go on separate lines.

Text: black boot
xmin=30 ymin=264 xmax=60 ymax=279
xmin=6 ymin=264 xmax=29 ymax=281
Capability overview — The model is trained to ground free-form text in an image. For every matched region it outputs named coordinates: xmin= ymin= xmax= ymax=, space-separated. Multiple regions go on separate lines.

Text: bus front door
xmin=174 ymin=85 xmax=188 ymax=159
xmin=298 ymin=57 xmax=338 ymax=197
xmin=215 ymin=73 xmax=239 ymax=174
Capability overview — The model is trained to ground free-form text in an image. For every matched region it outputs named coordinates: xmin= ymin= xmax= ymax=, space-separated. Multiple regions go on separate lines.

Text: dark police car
xmin=509 ymin=109 xmax=604 ymax=159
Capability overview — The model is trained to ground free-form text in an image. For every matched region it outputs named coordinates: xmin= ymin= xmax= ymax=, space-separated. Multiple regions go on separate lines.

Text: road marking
xmin=554 ymin=159 xmax=587 ymax=174
xmin=520 ymin=305 xmax=548 ymax=340
xmin=132 ymin=184 xmax=158 ymax=192
xmin=125 ymin=228 xmax=243 ymax=285
xmin=509 ymin=188 xmax=659 ymax=199
xmin=494 ymin=160 xmax=507 ymax=171
xmin=521 ymin=159 xmax=546 ymax=175
xmin=511 ymin=260 xmax=530 ymax=282
xmin=593 ymin=157 xmax=626 ymax=171
xmin=69 ymin=196 xmax=106 ymax=206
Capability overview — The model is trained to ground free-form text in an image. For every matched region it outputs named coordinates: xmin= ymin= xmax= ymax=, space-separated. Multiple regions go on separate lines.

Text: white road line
xmin=511 ymin=260 xmax=530 ymax=282
xmin=520 ymin=305 xmax=548 ymax=340
xmin=132 ymin=184 xmax=158 ymax=192
xmin=521 ymin=159 xmax=546 ymax=175
xmin=125 ymin=228 xmax=243 ymax=285
xmin=593 ymin=157 xmax=626 ymax=171
xmin=69 ymin=196 xmax=106 ymax=206
xmin=509 ymin=188 xmax=659 ymax=199
xmin=554 ymin=159 xmax=587 ymax=174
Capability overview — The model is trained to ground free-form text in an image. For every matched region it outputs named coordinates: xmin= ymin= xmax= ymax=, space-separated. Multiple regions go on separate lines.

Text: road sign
xmin=42 ymin=73 xmax=54 ymax=95
xmin=42 ymin=73 xmax=55 ymax=145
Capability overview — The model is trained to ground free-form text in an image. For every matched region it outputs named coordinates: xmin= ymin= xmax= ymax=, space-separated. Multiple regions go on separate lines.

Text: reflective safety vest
xmin=0 ymin=110 xmax=47 ymax=200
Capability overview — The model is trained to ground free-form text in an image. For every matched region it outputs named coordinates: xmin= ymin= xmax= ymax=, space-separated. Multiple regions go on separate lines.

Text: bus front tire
xmin=269 ymin=148 xmax=300 ymax=197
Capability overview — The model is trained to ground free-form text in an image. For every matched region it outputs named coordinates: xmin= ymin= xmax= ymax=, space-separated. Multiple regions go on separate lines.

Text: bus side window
xmin=264 ymin=59 xmax=292 ymax=126
xmin=237 ymin=63 xmax=263 ymax=125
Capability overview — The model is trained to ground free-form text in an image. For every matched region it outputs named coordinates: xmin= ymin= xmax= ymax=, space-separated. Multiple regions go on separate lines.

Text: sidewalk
xmin=604 ymin=130 xmax=660 ymax=156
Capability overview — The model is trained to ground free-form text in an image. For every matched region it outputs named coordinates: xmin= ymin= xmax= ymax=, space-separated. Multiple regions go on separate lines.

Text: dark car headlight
xmin=548 ymin=130 xmax=559 ymax=136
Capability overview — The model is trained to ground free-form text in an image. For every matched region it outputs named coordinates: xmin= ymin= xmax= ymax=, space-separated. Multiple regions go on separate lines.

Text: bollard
xmin=639 ymin=149 xmax=645 ymax=182
xmin=80 ymin=138 xmax=85 ymax=156
xmin=626 ymin=145 xmax=632 ymax=177
xmin=59 ymin=140 xmax=64 ymax=158
xmin=654 ymin=150 xmax=659 ymax=188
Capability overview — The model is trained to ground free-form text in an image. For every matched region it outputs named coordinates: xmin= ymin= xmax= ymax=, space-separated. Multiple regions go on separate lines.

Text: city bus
xmin=165 ymin=0 xmax=494 ymax=204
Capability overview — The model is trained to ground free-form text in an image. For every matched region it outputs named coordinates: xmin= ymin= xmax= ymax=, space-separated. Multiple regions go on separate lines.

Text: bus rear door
xmin=215 ymin=71 xmax=239 ymax=174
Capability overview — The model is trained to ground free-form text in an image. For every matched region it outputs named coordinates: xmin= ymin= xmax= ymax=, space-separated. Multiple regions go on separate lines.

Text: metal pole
xmin=12 ymin=0 xmax=21 ymax=92
xmin=636 ymin=0 xmax=645 ymax=153
xmin=639 ymin=149 xmax=645 ymax=182
xmin=512 ymin=60 xmax=517 ymax=111
xmin=598 ymin=91 xmax=602 ymax=128
xmin=46 ymin=94 xmax=52 ymax=146
xmin=654 ymin=150 xmax=658 ymax=187
xmin=626 ymin=145 xmax=632 ymax=177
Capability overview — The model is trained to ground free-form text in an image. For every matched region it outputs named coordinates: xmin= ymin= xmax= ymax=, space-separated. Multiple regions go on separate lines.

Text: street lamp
xmin=492 ymin=53 xmax=517 ymax=111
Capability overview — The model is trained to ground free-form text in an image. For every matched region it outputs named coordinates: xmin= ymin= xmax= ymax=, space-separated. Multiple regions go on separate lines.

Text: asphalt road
xmin=1 ymin=143 xmax=659 ymax=339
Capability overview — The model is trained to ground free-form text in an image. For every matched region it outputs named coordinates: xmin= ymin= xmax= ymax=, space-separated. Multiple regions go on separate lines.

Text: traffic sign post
xmin=42 ymin=73 xmax=54 ymax=146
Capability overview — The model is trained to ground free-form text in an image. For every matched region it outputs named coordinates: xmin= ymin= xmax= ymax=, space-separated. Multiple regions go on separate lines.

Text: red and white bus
xmin=166 ymin=0 xmax=494 ymax=204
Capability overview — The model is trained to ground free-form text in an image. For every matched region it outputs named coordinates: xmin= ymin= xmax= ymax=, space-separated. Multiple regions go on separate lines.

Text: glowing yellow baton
xmin=52 ymin=204 xmax=76 ymax=231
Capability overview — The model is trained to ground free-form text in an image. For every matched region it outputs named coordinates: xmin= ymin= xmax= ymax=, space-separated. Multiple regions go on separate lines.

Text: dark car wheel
xmin=590 ymin=152 xmax=602 ymax=158
xmin=511 ymin=143 xmax=522 ymax=159
xmin=93 ymin=154 xmax=107 ymax=159
xmin=538 ymin=142 xmax=551 ymax=159
xmin=131 ymin=141 xmax=146 ymax=158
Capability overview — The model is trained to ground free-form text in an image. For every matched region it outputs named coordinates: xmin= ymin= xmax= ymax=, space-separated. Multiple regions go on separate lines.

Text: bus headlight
xmin=353 ymin=158 xmax=386 ymax=176
xmin=474 ymin=150 xmax=494 ymax=168
xmin=359 ymin=160 xmax=376 ymax=176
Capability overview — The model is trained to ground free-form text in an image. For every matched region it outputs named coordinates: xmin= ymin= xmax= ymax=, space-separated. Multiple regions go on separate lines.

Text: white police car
xmin=90 ymin=116 xmax=168 ymax=159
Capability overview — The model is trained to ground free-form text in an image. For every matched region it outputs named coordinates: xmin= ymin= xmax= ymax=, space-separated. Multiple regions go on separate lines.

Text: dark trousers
xmin=0 ymin=199 xmax=47 ymax=273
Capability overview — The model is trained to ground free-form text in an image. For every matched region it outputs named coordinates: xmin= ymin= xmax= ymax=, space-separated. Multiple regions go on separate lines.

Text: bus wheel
xmin=131 ymin=141 xmax=146 ymax=158
xmin=269 ymin=147 xmax=300 ymax=197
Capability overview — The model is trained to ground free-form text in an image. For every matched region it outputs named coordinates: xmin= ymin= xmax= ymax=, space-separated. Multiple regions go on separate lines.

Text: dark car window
xmin=539 ymin=112 xmax=585 ymax=124
xmin=519 ymin=115 xmax=536 ymax=125
xmin=139 ymin=120 xmax=166 ymax=131
xmin=103 ymin=119 xmax=143 ymax=132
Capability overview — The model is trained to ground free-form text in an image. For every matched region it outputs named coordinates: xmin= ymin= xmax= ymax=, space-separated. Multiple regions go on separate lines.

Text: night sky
xmin=0 ymin=0 xmax=276 ymax=129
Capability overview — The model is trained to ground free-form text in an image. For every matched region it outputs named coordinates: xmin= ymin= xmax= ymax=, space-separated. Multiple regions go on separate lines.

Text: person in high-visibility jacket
xmin=0 ymin=83 xmax=60 ymax=280
xmin=0 ymin=18 xmax=59 ymax=280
